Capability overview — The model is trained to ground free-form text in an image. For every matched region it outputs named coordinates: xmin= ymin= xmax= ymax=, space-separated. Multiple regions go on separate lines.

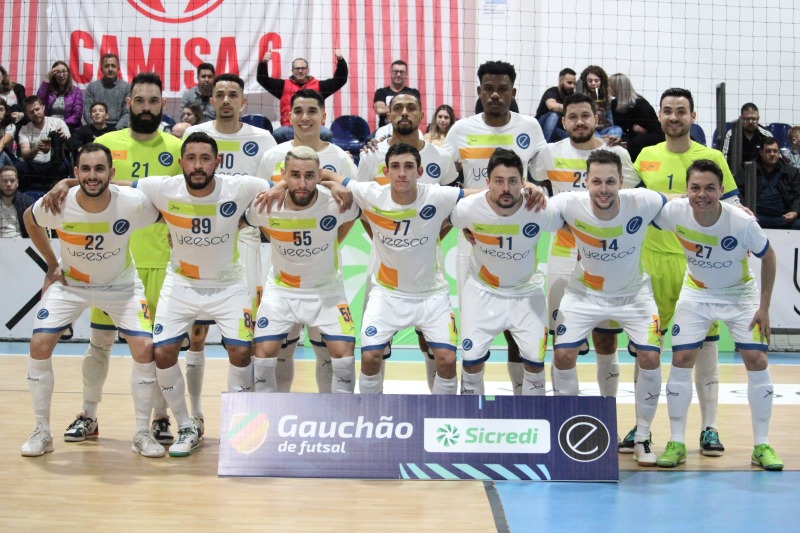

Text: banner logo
xmin=435 ymin=424 xmax=460 ymax=447
xmin=557 ymin=415 xmax=610 ymax=462
xmin=424 ymin=418 xmax=550 ymax=453
xmin=228 ymin=412 xmax=269 ymax=454
xmin=127 ymin=0 xmax=225 ymax=24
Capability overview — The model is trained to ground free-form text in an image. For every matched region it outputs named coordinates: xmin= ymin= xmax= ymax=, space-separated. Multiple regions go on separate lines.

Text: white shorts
xmin=460 ymin=282 xmax=548 ymax=368
xmin=671 ymin=298 xmax=767 ymax=353
xmin=360 ymin=289 xmax=457 ymax=354
xmin=254 ymin=290 xmax=355 ymax=344
xmin=553 ymin=283 xmax=662 ymax=353
xmin=546 ymin=253 xmax=620 ymax=335
xmin=153 ymin=274 xmax=253 ymax=348
xmin=34 ymin=281 xmax=152 ymax=338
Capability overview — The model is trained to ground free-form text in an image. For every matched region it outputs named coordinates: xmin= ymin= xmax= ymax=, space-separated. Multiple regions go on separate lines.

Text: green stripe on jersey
xmin=167 ymin=202 xmax=217 ymax=216
xmin=473 ymin=223 xmax=519 ymax=235
xmin=370 ymin=206 xmax=417 ymax=220
xmin=572 ymin=218 xmax=622 ymax=238
xmin=61 ymin=221 xmax=110 ymax=233
xmin=675 ymin=225 xmax=718 ymax=246
xmin=553 ymin=158 xmax=587 ymax=169
xmin=267 ymin=218 xmax=316 ymax=230
xmin=466 ymin=134 xmax=514 ymax=146
xmin=216 ymin=140 xmax=241 ymax=151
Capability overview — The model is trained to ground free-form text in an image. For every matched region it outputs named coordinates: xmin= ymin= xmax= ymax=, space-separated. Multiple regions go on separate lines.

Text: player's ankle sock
xmin=82 ymin=401 xmax=99 ymax=421
xmin=28 ymin=357 xmax=54 ymax=432
xmin=595 ymin=350 xmax=620 ymax=397
xmin=748 ymin=368 xmax=773 ymax=446
xmin=635 ymin=366 xmax=661 ymax=441
xmin=331 ymin=356 xmax=356 ymax=393
xmin=156 ymin=364 xmax=191 ymax=429
xmin=131 ymin=361 xmax=156 ymax=432
xmin=312 ymin=344 xmax=333 ymax=393
xmin=666 ymin=365 xmax=692 ymax=442
xmin=185 ymin=349 xmax=205 ymax=419
xmin=253 ymin=357 xmax=278 ymax=392
xmin=507 ymin=362 xmax=524 ymax=396
xmin=552 ymin=366 xmax=579 ymax=396
xmin=432 ymin=373 xmax=458 ymax=395
xmin=522 ymin=368 xmax=546 ymax=396
xmin=359 ymin=372 xmax=384 ymax=394
xmin=460 ymin=367 xmax=485 ymax=395
xmin=227 ymin=360 xmax=254 ymax=393
xmin=696 ymin=342 xmax=720 ymax=430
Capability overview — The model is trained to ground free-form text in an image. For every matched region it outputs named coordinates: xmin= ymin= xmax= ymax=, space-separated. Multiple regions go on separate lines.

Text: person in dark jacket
xmin=749 ymin=138 xmax=800 ymax=229
xmin=0 ymin=165 xmax=35 ymax=238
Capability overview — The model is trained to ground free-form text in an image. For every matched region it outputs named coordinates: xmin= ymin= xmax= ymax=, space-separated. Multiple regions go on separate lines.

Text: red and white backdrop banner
xmin=0 ymin=0 xmax=469 ymax=129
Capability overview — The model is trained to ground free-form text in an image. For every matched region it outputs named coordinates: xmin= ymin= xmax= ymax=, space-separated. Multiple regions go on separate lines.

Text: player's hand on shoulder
xmin=523 ymin=183 xmax=547 ymax=212
xmin=255 ymin=182 xmax=287 ymax=214
xmin=41 ymin=179 xmax=70 ymax=214
xmin=462 ymin=228 xmax=477 ymax=246
xmin=361 ymin=137 xmax=382 ymax=154
xmin=327 ymin=182 xmax=354 ymax=213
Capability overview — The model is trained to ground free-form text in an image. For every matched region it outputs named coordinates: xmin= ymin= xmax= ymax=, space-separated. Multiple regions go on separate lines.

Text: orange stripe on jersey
xmin=479 ymin=265 xmax=500 ymax=287
xmin=67 ymin=266 xmax=90 ymax=283
xmin=264 ymin=229 xmax=294 ymax=242
xmin=377 ymin=263 xmax=398 ymax=289
xmin=554 ymin=227 xmax=576 ymax=249
xmin=277 ymin=271 xmax=301 ymax=288
xmin=374 ymin=177 xmax=389 ymax=185
xmin=458 ymin=147 xmax=498 ymax=160
xmin=270 ymin=174 xmax=283 ymax=182
xmin=688 ymin=274 xmax=706 ymax=288
xmin=110 ymin=150 xmax=128 ymax=160
xmin=570 ymin=225 xmax=604 ymax=248
xmin=160 ymin=211 xmax=195 ymax=229
xmin=178 ymin=261 xmax=200 ymax=279
xmin=55 ymin=230 xmax=88 ymax=246
xmin=675 ymin=234 xmax=699 ymax=253
xmin=580 ymin=270 xmax=605 ymax=291
xmin=364 ymin=210 xmax=399 ymax=231
xmin=547 ymin=170 xmax=579 ymax=183
xmin=473 ymin=232 xmax=500 ymax=246
xmin=638 ymin=161 xmax=661 ymax=172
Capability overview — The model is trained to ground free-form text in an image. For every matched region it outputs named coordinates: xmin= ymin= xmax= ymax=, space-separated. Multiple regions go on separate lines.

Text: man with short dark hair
xmin=180 ymin=63 xmax=216 ymax=122
xmin=752 ymin=138 xmax=800 ymax=229
xmin=0 ymin=165 xmax=34 ymax=238
xmin=83 ymin=53 xmax=129 ymax=129
xmin=373 ymin=60 xmax=421 ymax=129
xmin=257 ymin=50 xmax=348 ymax=143
xmin=535 ymin=68 xmax=576 ymax=142
xmin=72 ymin=102 xmax=113 ymax=148
xmin=722 ymin=102 xmax=773 ymax=166
xmin=16 ymin=95 xmax=71 ymax=189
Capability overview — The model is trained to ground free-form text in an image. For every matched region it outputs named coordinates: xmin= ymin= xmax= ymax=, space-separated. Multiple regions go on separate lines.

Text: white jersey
xmin=442 ymin=112 xmax=546 ymax=190
xmin=533 ymin=138 xmax=639 ymax=260
xmin=184 ymin=122 xmax=277 ymax=177
xmin=653 ymin=199 xmax=769 ymax=304
xmin=246 ymin=186 xmax=360 ymax=298
xmin=450 ymin=190 xmax=563 ymax=295
xmin=356 ymin=140 xmax=458 ymax=185
xmin=31 ymin=185 xmax=158 ymax=286
xmin=345 ymin=179 xmax=463 ymax=297
xmin=549 ymin=188 xmax=666 ymax=296
xmin=256 ymin=141 xmax=356 ymax=182
xmin=134 ymin=174 xmax=270 ymax=286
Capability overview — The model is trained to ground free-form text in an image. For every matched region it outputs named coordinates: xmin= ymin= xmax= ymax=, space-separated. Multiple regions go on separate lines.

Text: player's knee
xmin=227 ymin=345 xmax=252 ymax=367
xmin=553 ymin=349 xmax=576 ymax=369
xmin=671 ymin=349 xmax=697 ymax=368
xmin=462 ymin=361 xmax=484 ymax=374
xmin=636 ymin=350 xmax=661 ymax=370
xmin=741 ymin=350 xmax=768 ymax=372
xmin=127 ymin=336 xmax=154 ymax=364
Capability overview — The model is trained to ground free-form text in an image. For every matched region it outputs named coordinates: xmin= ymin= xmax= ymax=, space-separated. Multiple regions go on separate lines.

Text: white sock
xmin=359 ymin=372 xmax=384 ymax=394
xmin=424 ymin=350 xmax=437 ymax=393
xmin=275 ymin=340 xmax=297 ymax=393
xmin=460 ymin=367 xmax=485 ymax=395
xmin=253 ymin=357 xmax=278 ymax=392
xmin=552 ymin=366 xmax=579 ymax=396
xmin=82 ymin=328 xmax=115 ymax=417
xmin=507 ymin=361 xmax=524 ymax=396
xmin=432 ymin=373 xmax=458 ymax=395
xmin=666 ymin=365 xmax=692 ymax=443
xmin=312 ymin=343 xmax=333 ymax=393
xmin=156 ymin=364 xmax=191 ymax=429
xmin=522 ymin=369 xmax=546 ymax=396
xmin=595 ymin=350 xmax=620 ymax=397
xmin=28 ymin=357 xmax=54 ymax=432
xmin=695 ymin=342 xmax=720 ymax=430
xmin=228 ymin=361 xmax=254 ymax=393
xmin=748 ymin=368 xmax=773 ymax=446
xmin=131 ymin=361 xmax=156 ymax=432
xmin=184 ymin=349 xmax=205 ymax=420
xmin=331 ymin=356 xmax=356 ymax=393
xmin=635 ymin=366 xmax=661 ymax=441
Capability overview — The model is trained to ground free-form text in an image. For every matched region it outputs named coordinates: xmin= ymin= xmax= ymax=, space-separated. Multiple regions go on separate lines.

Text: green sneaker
xmin=657 ymin=441 xmax=687 ymax=468
xmin=618 ymin=426 xmax=637 ymax=454
xmin=751 ymin=444 xmax=784 ymax=471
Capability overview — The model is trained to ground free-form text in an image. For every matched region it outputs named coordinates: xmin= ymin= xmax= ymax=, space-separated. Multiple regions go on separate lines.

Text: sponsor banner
xmin=749 ymin=229 xmax=800 ymax=329
xmin=219 ymin=393 xmax=618 ymax=481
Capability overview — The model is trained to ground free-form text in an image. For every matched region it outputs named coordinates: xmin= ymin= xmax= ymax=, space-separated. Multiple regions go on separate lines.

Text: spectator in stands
xmin=36 ymin=61 xmax=83 ymax=131
xmin=782 ymin=126 xmax=800 ymax=170
xmin=424 ymin=104 xmax=456 ymax=147
xmin=373 ymin=60 xmax=421 ymax=129
xmin=15 ymin=96 xmax=71 ymax=190
xmin=71 ymin=102 xmax=113 ymax=149
xmin=0 ymin=64 xmax=26 ymax=121
xmin=1 ymin=98 xmax=16 ymax=165
xmin=580 ymin=65 xmax=621 ymax=138
xmin=750 ymin=138 xmax=800 ymax=230
xmin=83 ymin=53 xmax=129 ymax=130
xmin=0 ymin=165 xmax=34 ymax=238
xmin=181 ymin=104 xmax=203 ymax=126
xmin=179 ymin=63 xmax=215 ymax=123
xmin=722 ymin=103 xmax=772 ymax=167
xmin=257 ymin=50 xmax=348 ymax=143
xmin=535 ymin=68 xmax=575 ymax=142
xmin=607 ymin=73 xmax=663 ymax=162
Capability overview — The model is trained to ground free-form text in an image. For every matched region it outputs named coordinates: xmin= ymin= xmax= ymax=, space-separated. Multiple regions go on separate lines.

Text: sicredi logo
xmin=128 ymin=0 xmax=224 ymax=24
xmin=423 ymin=418 xmax=550 ymax=454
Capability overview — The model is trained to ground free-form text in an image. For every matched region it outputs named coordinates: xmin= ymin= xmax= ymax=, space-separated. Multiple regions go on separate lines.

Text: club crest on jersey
xmin=158 ymin=152 xmax=174 ymax=166
xmin=556 ymin=324 xmax=567 ymax=336
xmin=113 ymin=219 xmax=131 ymax=235
xmin=522 ymin=223 xmax=540 ymax=238
xmin=257 ymin=317 xmax=269 ymax=329
xmin=721 ymin=236 xmax=738 ymax=251
xmin=323 ymin=164 xmax=337 ymax=172
xmin=626 ymin=216 xmax=643 ymax=234
xmin=419 ymin=205 xmax=437 ymax=220
xmin=672 ymin=324 xmax=680 ymax=336
xmin=37 ymin=309 xmax=49 ymax=320
xmin=365 ymin=326 xmax=378 ymax=337
xmin=425 ymin=163 xmax=441 ymax=179
xmin=516 ymin=133 xmax=531 ymax=149
xmin=220 ymin=201 xmax=238 ymax=217
xmin=462 ymin=338 xmax=473 ymax=350
xmin=153 ymin=324 xmax=164 ymax=335
xmin=320 ymin=215 xmax=337 ymax=231
xmin=242 ymin=141 xmax=259 ymax=156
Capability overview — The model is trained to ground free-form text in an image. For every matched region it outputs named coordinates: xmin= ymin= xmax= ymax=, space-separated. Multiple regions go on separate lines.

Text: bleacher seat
xmin=241 ymin=114 xmax=273 ymax=133
xmin=767 ymin=123 xmax=792 ymax=149
xmin=711 ymin=121 xmax=735 ymax=149
xmin=331 ymin=115 xmax=371 ymax=158
xmin=690 ymin=123 xmax=707 ymax=146
xmin=161 ymin=114 xmax=176 ymax=127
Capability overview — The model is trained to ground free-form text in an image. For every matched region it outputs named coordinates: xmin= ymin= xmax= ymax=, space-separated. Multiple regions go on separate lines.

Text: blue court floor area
xmin=494 ymin=471 xmax=799 ymax=532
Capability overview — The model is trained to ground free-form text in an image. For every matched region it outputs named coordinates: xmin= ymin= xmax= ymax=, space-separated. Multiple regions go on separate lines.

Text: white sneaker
xmin=634 ymin=439 xmax=658 ymax=467
xmin=132 ymin=429 xmax=166 ymax=458
xmin=169 ymin=426 xmax=200 ymax=457
xmin=21 ymin=425 xmax=54 ymax=457
xmin=192 ymin=416 xmax=205 ymax=441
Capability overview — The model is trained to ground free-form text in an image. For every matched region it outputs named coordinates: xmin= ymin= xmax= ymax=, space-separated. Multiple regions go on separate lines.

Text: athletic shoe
xmin=151 ymin=417 xmax=174 ymax=445
xmin=700 ymin=427 xmax=725 ymax=456
xmin=169 ymin=426 xmax=200 ymax=457
xmin=657 ymin=441 xmax=687 ymax=468
xmin=751 ymin=444 xmax=784 ymax=471
xmin=192 ymin=416 xmax=205 ymax=441
xmin=131 ymin=429 xmax=166 ymax=458
xmin=634 ymin=439 xmax=657 ymax=467
xmin=618 ymin=426 xmax=637 ymax=454
xmin=21 ymin=425 xmax=54 ymax=457
xmin=63 ymin=412 xmax=99 ymax=442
